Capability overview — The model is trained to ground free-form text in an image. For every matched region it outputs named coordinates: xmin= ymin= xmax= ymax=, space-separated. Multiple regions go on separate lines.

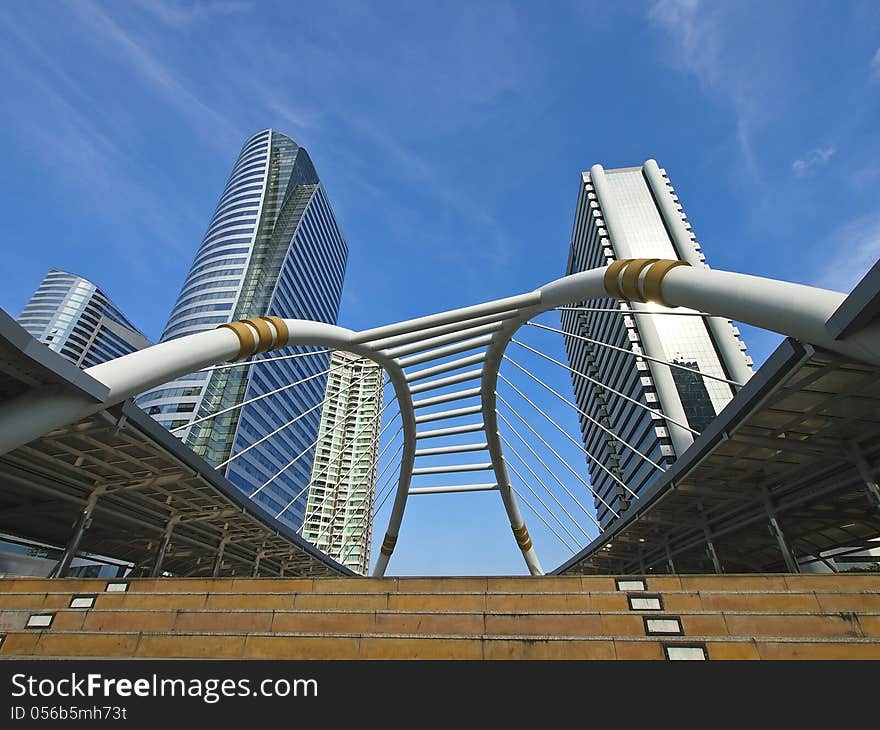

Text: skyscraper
xmin=18 ymin=268 xmax=151 ymax=368
xmin=137 ymin=129 xmax=348 ymax=529
xmin=301 ymin=352 xmax=384 ymax=574
xmin=562 ymin=160 xmax=752 ymax=528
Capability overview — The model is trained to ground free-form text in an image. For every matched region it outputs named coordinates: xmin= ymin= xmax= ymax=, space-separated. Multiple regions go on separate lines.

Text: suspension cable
xmin=496 ymin=387 xmax=627 ymax=511
xmin=277 ymin=396 xmax=396 ymax=521
xmin=336 ymin=464 xmax=402 ymax=570
xmin=504 ymin=356 xmax=668 ymax=472
xmin=510 ymin=338 xmax=700 ymax=436
xmin=527 ymin=321 xmax=744 ymax=387
xmin=203 ymin=348 xmax=332 ymax=372
xmin=299 ymin=419 xmax=402 ymax=532
xmin=171 ymin=361 xmax=345 ymax=433
xmin=496 ymin=408 xmax=604 ymax=529
xmin=503 ymin=456 xmax=581 ymax=551
xmin=306 ymin=421 xmax=403 ymax=546
xmin=244 ymin=372 xmax=388 ymax=499
xmin=511 ymin=486 xmax=577 ymax=555
xmin=500 ymin=432 xmax=597 ymax=536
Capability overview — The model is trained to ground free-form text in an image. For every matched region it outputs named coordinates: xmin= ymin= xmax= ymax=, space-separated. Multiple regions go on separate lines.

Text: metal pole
xmin=150 ymin=516 xmax=178 ymax=577
xmin=763 ymin=491 xmax=799 ymax=573
xmin=51 ymin=488 xmax=102 ymax=578
xmin=664 ymin=541 xmax=676 ymax=575
xmin=851 ymin=445 xmax=880 ymax=511
xmin=704 ymin=529 xmax=723 ymax=574
xmin=212 ymin=536 xmax=228 ymax=578
xmin=699 ymin=507 xmax=723 ymax=574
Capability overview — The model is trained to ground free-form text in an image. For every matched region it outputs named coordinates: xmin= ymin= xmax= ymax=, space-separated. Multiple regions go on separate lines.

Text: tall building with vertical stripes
xmin=18 ymin=268 xmax=150 ymax=368
xmin=562 ymin=160 xmax=752 ymax=528
xmin=137 ymin=130 xmax=348 ymax=530
xmin=301 ymin=352 xmax=384 ymax=574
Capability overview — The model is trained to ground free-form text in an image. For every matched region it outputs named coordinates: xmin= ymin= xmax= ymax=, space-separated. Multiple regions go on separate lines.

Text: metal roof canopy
xmin=554 ymin=338 xmax=880 ymax=574
xmin=554 ymin=258 xmax=880 ymax=576
xmin=0 ymin=309 xmax=108 ymax=404
xmin=0 ymin=315 xmax=352 ymax=578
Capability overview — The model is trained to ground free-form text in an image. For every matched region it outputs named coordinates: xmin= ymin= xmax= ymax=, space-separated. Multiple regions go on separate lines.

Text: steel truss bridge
xmin=1 ymin=259 xmax=879 ymax=578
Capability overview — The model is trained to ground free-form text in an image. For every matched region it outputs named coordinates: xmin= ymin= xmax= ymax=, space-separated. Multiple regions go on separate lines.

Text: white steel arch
xmin=1 ymin=260 xmax=878 ymax=576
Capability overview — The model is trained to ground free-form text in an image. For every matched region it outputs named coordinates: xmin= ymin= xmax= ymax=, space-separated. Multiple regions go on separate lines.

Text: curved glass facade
xmin=17 ymin=268 xmax=151 ymax=368
xmin=137 ymin=130 xmax=348 ymax=530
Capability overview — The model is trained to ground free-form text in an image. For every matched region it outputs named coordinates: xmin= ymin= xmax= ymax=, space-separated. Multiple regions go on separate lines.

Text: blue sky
xmin=1 ymin=0 xmax=879 ymax=575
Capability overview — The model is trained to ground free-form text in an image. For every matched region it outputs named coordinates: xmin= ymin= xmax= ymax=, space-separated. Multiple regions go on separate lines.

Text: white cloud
xmin=133 ymin=0 xmax=254 ymax=29
xmin=73 ymin=1 xmax=245 ymax=152
xmin=792 ymin=146 xmax=835 ymax=175
xmin=647 ymin=0 xmax=765 ymax=177
xmin=819 ymin=213 xmax=880 ymax=293
xmin=872 ymin=48 xmax=880 ymax=79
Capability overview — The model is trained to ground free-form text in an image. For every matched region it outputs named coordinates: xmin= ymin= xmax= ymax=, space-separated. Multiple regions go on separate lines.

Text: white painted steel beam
xmin=412 ymin=387 xmax=481 ymax=409
xmin=405 ymin=353 xmax=486 ymax=383
xmin=412 ymin=463 xmax=493 ymax=475
xmin=415 ymin=442 xmax=488 ymax=457
xmin=415 ymin=423 xmax=485 ymax=440
xmin=414 ymin=405 xmax=483 ymax=425
xmin=408 ymin=369 xmax=483 ymax=394
xmin=409 ymin=484 xmax=499 ymax=495
xmin=1 ymin=257 xmax=876 ymax=579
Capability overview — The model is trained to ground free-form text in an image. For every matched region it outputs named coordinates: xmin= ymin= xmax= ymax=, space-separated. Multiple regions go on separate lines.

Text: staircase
xmin=1 ymin=574 xmax=878 ymax=659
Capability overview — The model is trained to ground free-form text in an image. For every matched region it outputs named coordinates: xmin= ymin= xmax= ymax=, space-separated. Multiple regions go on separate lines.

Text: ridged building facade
xmin=18 ymin=268 xmax=150 ymax=368
xmin=562 ymin=160 xmax=753 ymax=528
xmin=137 ymin=129 xmax=348 ymax=530
xmin=301 ymin=352 xmax=384 ymax=574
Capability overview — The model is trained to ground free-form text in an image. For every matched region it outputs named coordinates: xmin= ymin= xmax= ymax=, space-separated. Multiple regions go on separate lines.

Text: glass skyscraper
xmin=302 ymin=351 xmax=384 ymax=574
xmin=562 ymin=160 xmax=753 ymax=528
xmin=18 ymin=268 xmax=151 ymax=368
xmin=137 ymin=129 xmax=348 ymax=530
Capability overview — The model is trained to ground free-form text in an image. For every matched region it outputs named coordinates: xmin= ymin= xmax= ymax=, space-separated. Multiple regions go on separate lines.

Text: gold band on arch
xmin=603 ymin=258 xmax=691 ymax=307
xmin=218 ymin=316 xmax=293 ymax=361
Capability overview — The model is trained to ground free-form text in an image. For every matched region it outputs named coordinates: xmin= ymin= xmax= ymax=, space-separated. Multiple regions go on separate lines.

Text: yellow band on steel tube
xmin=642 ymin=260 xmax=691 ymax=307
xmin=380 ymin=533 xmax=398 ymax=556
xmin=262 ymin=316 xmax=289 ymax=349
xmin=603 ymin=259 xmax=629 ymax=299
xmin=620 ymin=258 xmax=659 ymax=302
xmin=242 ymin=317 xmax=275 ymax=354
xmin=218 ymin=321 xmax=260 ymax=360
xmin=512 ymin=524 xmax=532 ymax=552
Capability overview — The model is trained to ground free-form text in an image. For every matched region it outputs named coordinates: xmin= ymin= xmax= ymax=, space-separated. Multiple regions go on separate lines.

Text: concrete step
xmin=1 ymin=574 xmax=878 ymax=660
xmin=3 ymin=574 xmax=878 ymax=595
xmin=3 ymin=630 xmax=880 ymax=660
xmin=4 ymin=589 xmax=880 ymax=613
xmin=2 ymin=608 xmax=877 ymax=638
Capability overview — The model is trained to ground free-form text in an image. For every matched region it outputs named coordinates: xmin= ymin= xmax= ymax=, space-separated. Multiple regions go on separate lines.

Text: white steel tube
xmin=405 ymin=353 xmax=486 ymax=383
xmin=408 ymin=484 xmax=499 ymax=495
xmin=510 ymin=337 xmax=700 ymax=435
xmin=504 ymin=457 xmax=582 ymax=550
xmin=409 ymin=369 xmax=483 ymax=394
xmin=496 ymin=396 xmax=619 ymax=517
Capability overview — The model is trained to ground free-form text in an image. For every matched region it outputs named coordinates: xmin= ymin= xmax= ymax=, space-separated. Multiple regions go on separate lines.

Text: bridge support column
xmin=704 ymin=530 xmax=723 ymax=574
xmin=252 ymin=550 xmax=264 ymax=577
xmin=851 ymin=445 xmax=880 ymax=511
xmin=700 ymin=508 xmax=723 ymax=574
xmin=150 ymin=516 xmax=178 ymax=577
xmin=212 ymin=537 xmax=228 ymax=578
xmin=51 ymin=488 xmax=103 ymax=578
xmin=664 ymin=541 xmax=676 ymax=574
xmin=763 ymin=490 xmax=799 ymax=573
